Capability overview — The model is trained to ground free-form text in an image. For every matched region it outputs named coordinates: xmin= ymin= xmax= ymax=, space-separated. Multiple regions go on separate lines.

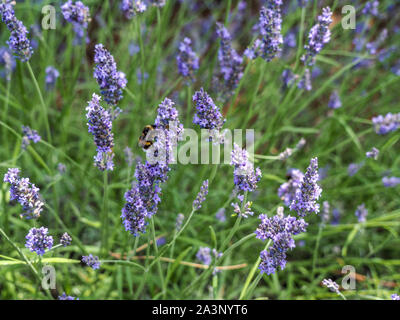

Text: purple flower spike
xmin=216 ymin=23 xmax=243 ymax=99
xmin=355 ymin=203 xmax=368 ymax=223
xmin=290 ymin=157 xmax=322 ymax=217
xmin=245 ymin=1 xmax=283 ymax=62
xmin=258 ymin=207 xmax=308 ymax=275
xmin=60 ymin=232 xmax=72 ymax=247
xmin=176 ymin=37 xmax=199 ymax=82
xmin=193 ymin=180 xmax=209 ymax=210
xmin=372 ymin=113 xmax=400 ymax=135
xmin=58 ymin=293 xmax=79 ymax=300
xmin=366 ymin=147 xmax=379 ymax=160
xmin=121 ymin=0 xmax=147 ymax=19
xmin=82 ymin=254 xmax=101 ymax=270
xmin=301 ymin=7 xmax=332 ymax=66
xmin=231 ymin=144 xmax=261 ymax=192
xmin=3 ymin=168 xmax=44 ymax=219
xmin=193 ymin=88 xmax=225 ymax=139
xmin=25 ymin=227 xmax=53 ymax=256
xmin=86 ymin=93 xmax=115 ymax=171
xmin=0 ymin=2 xmax=33 ymax=61
xmin=45 ymin=66 xmax=60 ymax=90
xmin=328 ymin=90 xmax=342 ymax=109
xmin=93 ymin=44 xmax=127 ymax=106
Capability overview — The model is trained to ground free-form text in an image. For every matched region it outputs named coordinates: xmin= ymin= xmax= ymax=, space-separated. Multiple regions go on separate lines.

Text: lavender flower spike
xmin=392 ymin=294 xmax=400 ymax=300
xmin=25 ymin=227 xmax=53 ymax=256
xmin=45 ymin=66 xmax=60 ymax=90
xmin=216 ymin=23 xmax=243 ymax=99
xmin=257 ymin=207 xmax=308 ymax=275
xmin=366 ymin=147 xmax=379 ymax=160
xmin=176 ymin=37 xmax=199 ymax=82
xmin=322 ymin=278 xmax=340 ymax=295
xmin=301 ymin=7 xmax=332 ymax=66
xmin=193 ymin=88 xmax=225 ymax=133
xmin=193 ymin=180 xmax=209 ymax=210
xmin=328 ymin=90 xmax=342 ymax=109
xmin=245 ymin=1 xmax=283 ymax=62
xmin=372 ymin=113 xmax=400 ymax=135
xmin=58 ymin=293 xmax=79 ymax=300
xmin=61 ymin=1 xmax=91 ymax=43
xmin=86 ymin=93 xmax=115 ymax=171
xmin=0 ymin=2 xmax=33 ymax=61
xmin=382 ymin=177 xmax=400 ymax=188
xmin=60 ymin=232 xmax=72 ymax=247
xmin=290 ymin=157 xmax=322 ymax=217
xmin=82 ymin=254 xmax=101 ymax=270
xmin=21 ymin=125 xmax=41 ymax=150
xmin=121 ymin=0 xmax=147 ymax=19
xmin=93 ymin=44 xmax=127 ymax=106
xmin=3 ymin=168 xmax=44 ymax=219
xmin=355 ymin=203 xmax=368 ymax=223
xmin=231 ymin=143 xmax=262 ymax=192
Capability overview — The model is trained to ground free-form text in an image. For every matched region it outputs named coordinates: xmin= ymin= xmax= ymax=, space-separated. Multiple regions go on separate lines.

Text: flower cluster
xmin=122 ymin=98 xmax=183 ymax=236
xmin=216 ymin=23 xmax=243 ymax=99
xmin=382 ymin=176 xmax=400 ymax=188
xmin=82 ymin=254 xmax=100 ymax=270
xmin=60 ymin=232 xmax=72 ymax=247
xmin=0 ymin=2 xmax=33 ymax=61
xmin=45 ymin=66 xmax=60 ymax=90
xmin=61 ymin=1 xmax=91 ymax=43
xmin=21 ymin=125 xmax=41 ymax=150
xmin=278 ymin=168 xmax=304 ymax=207
xmin=175 ymin=213 xmax=185 ymax=231
xmin=290 ymin=158 xmax=322 ymax=217
xmin=231 ymin=144 xmax=261 ymax=192
xmin=257 ymin=207 xmax=308 ymax=274
xmin=321 ymin=201 xmax=330 ymax=224
xmin=362 ymin=1 xmax=379 ymax=17
xmin=355 ymin=203 xmax=368 ymax=223
xmin=193 ymin=180 xmax=209 ymax=210
xmin=372 ymin=113 xmax=400 ymax=135
xmin=58 ymin=293 xmax=79 ymax=300
xmin=322 ymin=278 xmax=340 ymax=295
xmin=146 ymin=98 xmax=184 ymax=167
xmin=3 ymin=168 xmax=44 ymax=219
xmin=121 ymin=0 xmax=147 ymax=19
xmin=297 ymin=68 xmax=312 ymax=91
xmin=25 ymin=227 xmax=53 ymax=256
xmin=86 ymin=94 xmax=115 ymax=171
xmin=328 ymin=90 xmax=342 ymax=109
xmin=93 ymin=44 xmax=127 ymax=106
xmin=196 ymin=247 xmax=222 ymax=266
xmin=245 ymin=1 xmax=283 ymax=62
xmin=176 ymin=37 xmax=199 ymax=82
xmin=231 ymin=194 xmax=254 ymax=218
xmin=149 ymin=0 xmax=166 ymax=7
xmin=348 ymin=162 xmax=364 ymax=176
xmin=366 ymin=147 xmax=379 ymax=160
xmin=0 ymin=46 xmax=15 ymax=81
xmin=301 ymin=7 xmax=332 ymax=66
xmin=392 ymin=294 xmax=400 ymax=300
xmin=192 ymin=88 xmax=225 ymax=139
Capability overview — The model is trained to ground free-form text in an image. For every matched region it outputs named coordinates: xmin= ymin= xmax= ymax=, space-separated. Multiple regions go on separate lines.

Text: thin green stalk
xmin=311 ymin=224 xmax=324 ymax=280
xmin=101 ymin=170 xmax=109 ymax=256
xmin=151 ymin=217 xmax=165 ymax=297
xmin=186 ymin=85 xmax=192 ymax=128
xmin=239 ymin=239 xmax=272 ymax=299
xmin=26 ymin=61 xmax=52 ymax=144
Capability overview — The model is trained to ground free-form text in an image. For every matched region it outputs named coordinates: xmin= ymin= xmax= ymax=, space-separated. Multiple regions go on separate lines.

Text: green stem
xmin=151 ymin=217 xmax=165 ymax=297
xmin=311 ymin=224 xmax=324 ymax=280
xmin=26 ymin=61 xmax=52 ymax=144
xmin=240 ymin=240 xmax=272 ymax=299
xmin=101 ymin=170 xmax=109 ymax=255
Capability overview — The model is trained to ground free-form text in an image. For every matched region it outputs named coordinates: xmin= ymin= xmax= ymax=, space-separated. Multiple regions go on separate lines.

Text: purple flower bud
xmin=355 ymin=203 xmax=368 ymax=223
xmin=328 ymin=90 xmax=342 ymax=109
xmin=60 ymin=232 xmax=72 ymax=247
xmin=366 ymin=147 xmax=379 ymax=160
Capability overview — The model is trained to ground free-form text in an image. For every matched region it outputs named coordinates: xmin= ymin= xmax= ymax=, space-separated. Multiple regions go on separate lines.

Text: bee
xmin=138 ymin=125 xmax=157 ymax=150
